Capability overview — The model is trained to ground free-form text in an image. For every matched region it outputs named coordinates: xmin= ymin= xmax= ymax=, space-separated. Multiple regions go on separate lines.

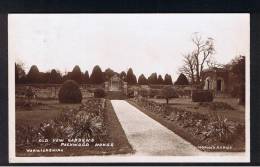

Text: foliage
xmin=179 ymin=33 xmax=215 ymax=84
xmin=131 ymin=98 xmax=244 ymax=145
xmin=138 ymin=74 xmax=148 ymax=85
xmin=16 ymin=99 xmax=106 ymax=147
xmin=148 ymin=73 xmax=158 ymax=84
xmin=15 ymin=63 xmax=26 ymax=84
xmin=192 ymin=90 xmax=213 ymax=102
xmin=104 ymin=68 xmax=115 ymax=81
xmin=27 ymin=65 xmax=41 ymax=83
xmin=133 ymin=98 xmax=167 ymax=114
xmin=49 ymin=69 xmax=62 ymax=84
xmin=138 ymin=88 xmax=149 ymax=98
xmin=40 ymin=72 xmax=51 ymax=83
xmin=157 ymin=75 xmax=164 ymax=84
xmin=58 ymin=80 xmax=82 ymax=103
xmin=174 ymin=73 xmax=189 ymax=85
xmin=164 ymin=74 xmax=173 ymax=85
xmin=70 ymin=65 xmax=84 ymax=84
xmin=205 ymin=113 xmax=242 ymax=143
xmin=119 ymin=71 xmax=127 ymax=81
xmin=94 ymin=88 xmax=106 ymax=98
xmin=161 ymin=86 xmax=179 ymax=104
xmin=90 ymin=65 xmax=104 ymax=84
xmin=149 ymin=89 xmax=161 ymax=98
xmin=127 ymin=87 xmax=135 ymax=98
xmin=25 ymin=86 xmax=34 ymax=99
xmin=126 ymin=68 xmax=137 ymax=85
xmin=198 ymin=102 xmax=234 ymax=111
xmin=229 ymin=55 xmax=245 ymax=105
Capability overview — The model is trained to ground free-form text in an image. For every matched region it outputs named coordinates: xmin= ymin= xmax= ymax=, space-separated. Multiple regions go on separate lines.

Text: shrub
xmin=149 ymin=89 xmax=161 ymax=98
xmin=58 ymin=80 xmax=82 ymax=103
xmin=127 ymin=90 xmax=135 ymax=98
xmin=16 ymin=99 xmax=106 ymax=147
xmin=127 ymin=87 xmax=136 ymax=98
xmin=94 ymin=88 xmax=105 ymax=98
xmin=138 ymin=88 xmax=149 ymax=97
xmin=161 ymin=86 xmax=179 ymax=104
xmin=174 ymin=73 xmax=189 ymax=85
xmin=192 ymin=90 xmax=213 ymax=102
xmin=205 ymin=113 xmax=243 ymax=144
xmin=198 ymin=102 xmax=234 ymax=110
xmin=239 ymin=84 xmax=245 ymax=105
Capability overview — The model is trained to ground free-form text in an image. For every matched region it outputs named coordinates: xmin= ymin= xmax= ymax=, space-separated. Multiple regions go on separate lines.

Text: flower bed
xmin=16 ymin=98 xmax=107 ymax=149
xmin=129 ymin=97 xmax=245 ymax=151
xmin=198 ymin=101 xmax=235 ymax=111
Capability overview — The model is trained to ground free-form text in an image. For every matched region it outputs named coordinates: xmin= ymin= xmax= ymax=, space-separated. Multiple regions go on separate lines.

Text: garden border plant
xmin=16 ymin=97 xmax=134 ymax=156
xmin=127 ymin=97 xmax=245 ymax=152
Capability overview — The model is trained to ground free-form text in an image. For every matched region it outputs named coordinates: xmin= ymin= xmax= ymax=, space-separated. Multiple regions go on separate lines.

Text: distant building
xmin=105 ymin=74 xmax=127 ymax=94
xmin=201 ymin=67 xmax=231 ymax=93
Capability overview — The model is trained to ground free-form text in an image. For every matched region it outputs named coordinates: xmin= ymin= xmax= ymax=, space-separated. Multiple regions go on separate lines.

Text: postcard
xmin=8 ymin=14 xmax=250 ymax=163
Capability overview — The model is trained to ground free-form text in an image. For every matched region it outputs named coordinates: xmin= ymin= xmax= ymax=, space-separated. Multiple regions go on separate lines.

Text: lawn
xmin=128 ymin=96 xmax=245 ymax=152
xmin=149 ymin=97 xmax=245 ymax=124
xmin=15 ymin=97 xmax=133 ymax=156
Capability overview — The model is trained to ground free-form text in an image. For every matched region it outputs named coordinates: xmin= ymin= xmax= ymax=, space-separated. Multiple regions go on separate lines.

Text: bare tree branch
xmin=180 ymin=33 xmax=216 ymax=85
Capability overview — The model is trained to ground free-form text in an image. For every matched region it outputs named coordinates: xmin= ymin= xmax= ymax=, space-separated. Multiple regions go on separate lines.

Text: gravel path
xmin=111 ymin=100 xmax=202 ymax=156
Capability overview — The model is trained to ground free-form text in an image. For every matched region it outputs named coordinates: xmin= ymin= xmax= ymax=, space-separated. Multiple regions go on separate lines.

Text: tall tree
xmin=138 ymin=74 xmax=148 ymax=85
xmin=90 ymin=65 xmax=104 ymax=84
xmin=148 ymin=73 xmax=158 ymax=84
xmin=161 ymin=86 xmax=178 ymax=104
xmin=104 ymin=68 xmax=115 ymax=81
xmin=27 ymin=65 xmax=41 ymax=83
xmin=40 ymin=72 xmax=51 ymax=83
xmin=164 ymin=74 xmax=173 ymax=85
xmin=157 ymin=75 xmax=164 ymax=84
xmin=70 ymin=65 xmax=83 ymax=84
xmin=15 ymin=63 xmax=26 ymax=84
xmin=180 ymin=33 xmax=215 ymax=84
xmin=230 ymin=55 xmax=245 ymax=105
xmin=174 ymin=73 xmax=189 ymax=85
xmin=126 ymin=68 xmax=137 ymax=85
xmin=49 ymin=69 xmax=62 ymax=84
xmin=179 ymin=53 xmax=196 ymax=84
xmin=119 ymin=71 xmax=127 ymax=81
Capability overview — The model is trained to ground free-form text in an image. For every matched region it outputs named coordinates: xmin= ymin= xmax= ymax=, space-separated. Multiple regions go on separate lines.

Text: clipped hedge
xmin=192 ymin=90 xmax=213 ymax=102
xmin=94 ymin=88 xmax=105 ymax=98
xmin=149 ymin=89 xmax=161 ymax=98
xmin=138 ymin=88 xmax=149 ymax=98
xmin=58 ymin=80 xmax=82 ymax=103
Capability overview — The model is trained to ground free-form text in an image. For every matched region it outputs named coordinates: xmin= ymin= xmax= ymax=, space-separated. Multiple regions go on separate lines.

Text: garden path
xmin=111 ymin=100 xmax=201 ymax=156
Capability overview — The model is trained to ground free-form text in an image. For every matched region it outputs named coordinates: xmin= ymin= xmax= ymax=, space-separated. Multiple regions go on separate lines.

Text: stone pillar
xmin=105 ymin=81 xmax=109 ymax=92
xmin=123 ymin=82 xmax=127 ymax=95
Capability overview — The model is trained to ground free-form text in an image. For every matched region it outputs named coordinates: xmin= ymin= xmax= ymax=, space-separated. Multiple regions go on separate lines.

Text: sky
xmin=9 ymin=14 xmax=249 ymax=79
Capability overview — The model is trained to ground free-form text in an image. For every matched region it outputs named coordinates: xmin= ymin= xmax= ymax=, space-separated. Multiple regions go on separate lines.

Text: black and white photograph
xmin=8 ymin=14 xmax=250 ymax=163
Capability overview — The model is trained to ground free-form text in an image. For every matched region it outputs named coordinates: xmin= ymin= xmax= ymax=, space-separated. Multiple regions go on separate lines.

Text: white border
xmin=8 ymin=13 xmax=250 ymax=163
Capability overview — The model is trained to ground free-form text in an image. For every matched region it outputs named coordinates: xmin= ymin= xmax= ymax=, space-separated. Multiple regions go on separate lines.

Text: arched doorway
xmin=109 ymin=75 xmax=122 ymax=91
xmin=204 ymin=77 xmax=211 ymax=90
xmin=110 ymin=80 xmax=120 ymax=91
xmin=216 ymin=77 xmax=224 ymax=92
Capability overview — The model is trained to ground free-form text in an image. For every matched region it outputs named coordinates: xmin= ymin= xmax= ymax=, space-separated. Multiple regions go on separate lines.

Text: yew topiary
xmin=192 ymin=90 xmax=213 ymax=102
xmin=58 ymin=80 xmax=82 ymax=103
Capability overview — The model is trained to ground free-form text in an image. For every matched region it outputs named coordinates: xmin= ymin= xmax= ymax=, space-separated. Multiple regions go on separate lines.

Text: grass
xmin=128 ymin=97 xmax=245 ymax=152
xmin=16 ymin=98 xmax=133 ymax=156
xmin=149 ymin=97 xmax=245 ymax=124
